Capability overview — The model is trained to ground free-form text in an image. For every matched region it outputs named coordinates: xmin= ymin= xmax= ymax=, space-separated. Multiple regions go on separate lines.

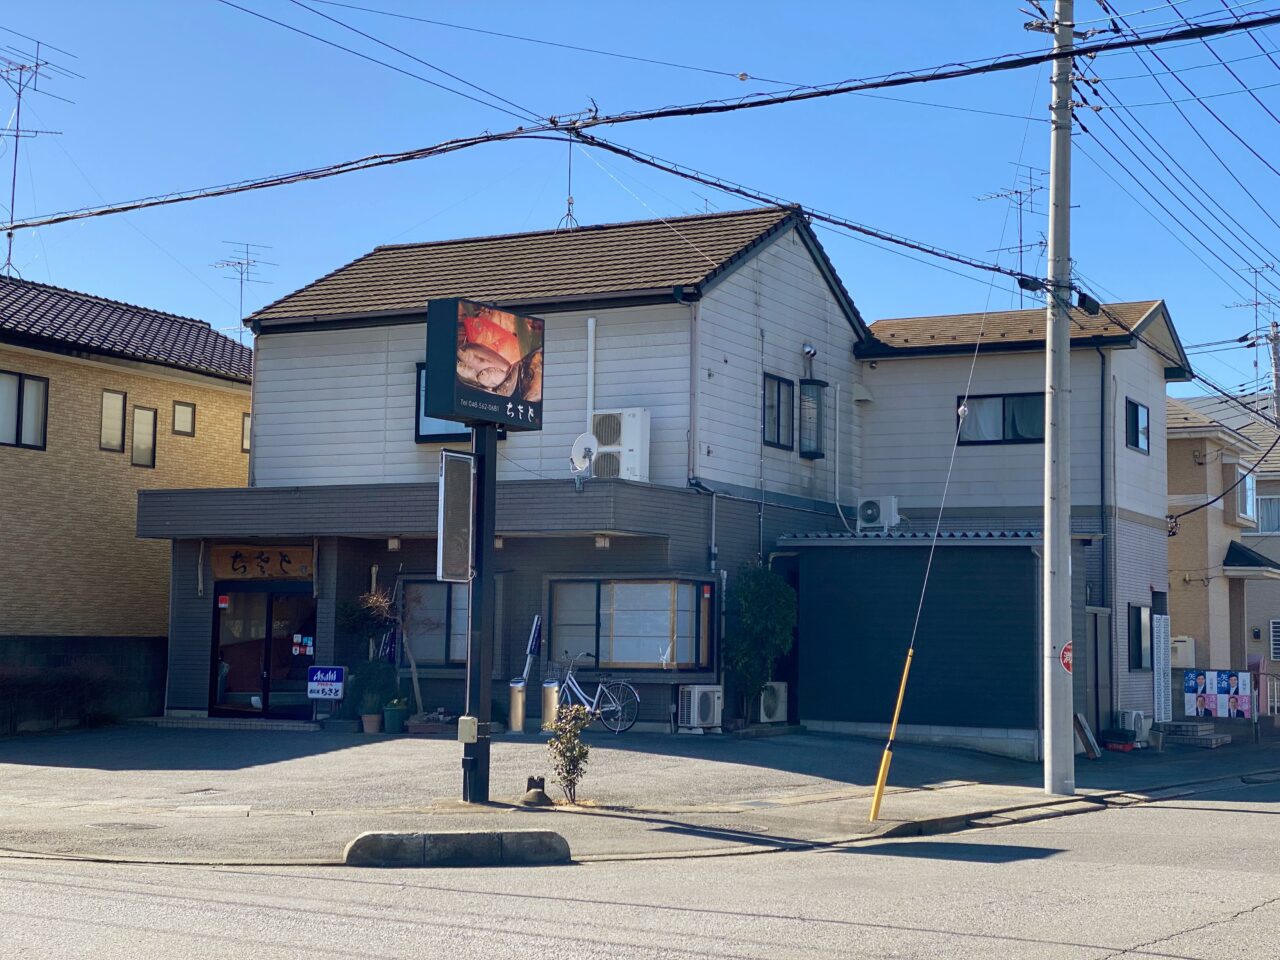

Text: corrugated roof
xmin=251 ymin=206 xmax=803 ymax=323
xmin=859 ymin=300 xmax=1162 ymax=355
xmin=0 ymin=276 xmax=252 ymax=382
xmin=779 ymin=529 xmax=1041 ymax=543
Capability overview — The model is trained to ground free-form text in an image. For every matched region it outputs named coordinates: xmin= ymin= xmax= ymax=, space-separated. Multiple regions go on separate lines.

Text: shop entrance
xmin=211 ymin=583 xmax=317 ymax=719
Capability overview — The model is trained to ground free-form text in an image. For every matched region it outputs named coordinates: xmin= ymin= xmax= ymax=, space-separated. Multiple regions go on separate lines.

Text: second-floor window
xmin=100 ymin=390 xmax=126 ymax=452
xmin=173 ymin=401 xmax=196 ymax=437
xmin=763 ymin=373 xmax=794 ymax=450
xmin=1126 ymin=398 xmax=1150 ymax=453
xmin=131 ymin=407 xmax=157 ymax=468
xmin=1238 ymin=468 xmax=1257 ymax=523
xmin=0 ymin=369 xmax=48 ymax=450
xmin=799 ymin=379 xmax=827 ymax=460
xmin=957 ymin=393 xmax=1044 ymax=445
xmin=241 ymin=413 xmax=252 ymax=453
xmin=1257 ymin=496 xmax=1280 ymax=533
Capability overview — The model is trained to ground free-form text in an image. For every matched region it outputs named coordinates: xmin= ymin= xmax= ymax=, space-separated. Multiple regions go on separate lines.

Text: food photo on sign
xmin=425 ymin=299 xmax=544 ymax=431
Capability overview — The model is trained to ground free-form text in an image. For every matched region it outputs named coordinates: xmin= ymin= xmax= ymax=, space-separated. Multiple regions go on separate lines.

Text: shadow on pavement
xmin=831 ymin=841 xmax=1064 ymax=863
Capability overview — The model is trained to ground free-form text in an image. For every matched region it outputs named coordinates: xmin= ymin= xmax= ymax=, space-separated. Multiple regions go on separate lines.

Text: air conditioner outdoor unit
xmin=856 ymin=495 xmax=900 ymax=534
xmin=1119 ymin=709 xmax=1152 ymax=742
xmin=591 ymin=408 xmax=651 ymax=482
xmin=678 ymin=684 xmax=723 ymax=731
xmin=758 ymin=681 xmax=787 ymax=724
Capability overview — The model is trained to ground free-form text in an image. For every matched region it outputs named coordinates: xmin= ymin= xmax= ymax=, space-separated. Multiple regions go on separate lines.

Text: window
xmin=401 ymin=581 xmax=469 ymax=665
xmin=1258 ymin=496 xmax=1280 ymax=533
xmin=799 ymin=379 xmax=827 ymax=459
xmin=1238 ymin=468 xmax=1257 ymax=523
xmin=172 ymin=401 xmax=196 ymax=437
xmin=0 ymin=370 xmax=48 ymax=449
xmin=1126 ymin=398 xmax=1150 ymax=453
xmin=1129 ymin=603 xmax=1152 ymax=671
xmin=957 ymin=393 xmax=1044 ymax=445
xmin=131 ymin=406 xmax=157 ymax=468
xmin=763 ymin=374 xmax=794 ymax=450
xmin=551 ymin=579 xmax=714 ymax=670
xmin=100 ymin=390 xmax=126 ymax=451
xmin=241 ymin=412 xmax=251 ymax=453
xmin=415 ymin=362 xmax=471 ymax=443
xmin=1270 ymin=620 xmax=1280 ymax=661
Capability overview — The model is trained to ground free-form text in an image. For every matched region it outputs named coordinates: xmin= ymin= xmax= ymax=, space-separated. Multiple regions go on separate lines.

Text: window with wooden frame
xmin=550 ymin=579 xmax=714 ymax=670
xmin=400 ymin=580 xmax=470 ymax=665
xmin=172 ymin=401 xmax=196 ymax=437
xmin=763 ymin=373 xmax=794 ymax=450
xmin=957 ymin=392 xmax=1044 ymax=445
xmin=100 ymin=389 xmax=126 ymax=452
xmin=0 ymin=369 xmax=48 ymax=450
xmin=131 ymin=406 xmax=157 ymax=468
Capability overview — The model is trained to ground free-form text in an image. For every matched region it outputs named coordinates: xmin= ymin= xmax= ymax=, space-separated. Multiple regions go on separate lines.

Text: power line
xmin=1165 ymin=0 xmax=1280 ymax=129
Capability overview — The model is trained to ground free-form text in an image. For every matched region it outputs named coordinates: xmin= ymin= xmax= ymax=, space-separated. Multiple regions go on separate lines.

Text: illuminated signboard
xmin=424 ymin=299 xmax=544 ymax=431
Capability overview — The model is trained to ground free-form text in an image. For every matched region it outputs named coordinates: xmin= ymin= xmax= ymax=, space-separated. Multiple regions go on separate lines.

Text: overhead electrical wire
xmin=1166 ymin=0 xmax=1280 ymax=129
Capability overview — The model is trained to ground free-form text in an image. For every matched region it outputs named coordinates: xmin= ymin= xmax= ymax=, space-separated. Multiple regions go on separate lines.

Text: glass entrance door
xmin=215 ymin=592 xmax=267 ymax=715
xmin=264 ymin=593 xmax=317 ymax=719
xmin=212 ymin=587 xmax=317 ymax=718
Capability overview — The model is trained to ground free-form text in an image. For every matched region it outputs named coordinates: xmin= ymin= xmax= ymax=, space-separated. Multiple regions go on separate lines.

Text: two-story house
xmin=136 ymin=206 xmax=867 ymax=726
xmin=0 ymin=277 xmax=252 ymax=727
xmin=805 ymin=300 xmax=1191 ymax=749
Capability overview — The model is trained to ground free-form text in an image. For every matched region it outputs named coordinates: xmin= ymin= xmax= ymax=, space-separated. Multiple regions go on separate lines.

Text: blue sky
xmin=6 ymin=1 xmax=1280 ymax=398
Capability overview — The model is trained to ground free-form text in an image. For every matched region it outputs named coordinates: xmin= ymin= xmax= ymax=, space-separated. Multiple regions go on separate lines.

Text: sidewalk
xmin=1 ymin=726 xmax=1276 ymax=865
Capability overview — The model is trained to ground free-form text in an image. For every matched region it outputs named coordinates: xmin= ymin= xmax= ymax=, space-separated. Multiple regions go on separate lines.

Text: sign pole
xmin=461 ymin=423 xmax=498 ymax=803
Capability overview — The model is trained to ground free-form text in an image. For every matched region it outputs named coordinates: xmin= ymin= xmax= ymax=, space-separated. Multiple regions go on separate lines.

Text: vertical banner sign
xmin=438 ymin=450 xmax=476 ymax=583
xmin=1152 ymin=614 xmax=1171 ymax=723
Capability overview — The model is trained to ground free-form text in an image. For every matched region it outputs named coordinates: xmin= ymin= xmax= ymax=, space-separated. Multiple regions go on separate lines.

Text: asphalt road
xmin=7 ymin=777 xmax=1280 ymax=959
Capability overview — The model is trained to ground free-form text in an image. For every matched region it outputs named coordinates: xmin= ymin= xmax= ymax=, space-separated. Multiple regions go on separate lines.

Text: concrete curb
xmin=342 ymin=830 xmax=571 ymax=868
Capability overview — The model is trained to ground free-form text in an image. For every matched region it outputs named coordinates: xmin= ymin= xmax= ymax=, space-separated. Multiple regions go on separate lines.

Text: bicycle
xmin=555 ymin=652 xmax=640 ymax=733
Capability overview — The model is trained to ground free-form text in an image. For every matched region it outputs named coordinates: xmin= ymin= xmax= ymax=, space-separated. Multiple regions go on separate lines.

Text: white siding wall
xmin=1109 ymin=344 xmax=1169 ymax=520
xmin=859 ymin=349 xmax=1103 ymax=510
xmin=695 ymin=225 xmax=861 ymax=505
xmin=251 ymin=303 xmax=693 ymax=487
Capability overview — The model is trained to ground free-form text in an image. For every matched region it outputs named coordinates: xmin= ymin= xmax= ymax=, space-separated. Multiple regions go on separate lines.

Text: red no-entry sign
xmin=1060 ymin=641 xmax=1073 ymax=674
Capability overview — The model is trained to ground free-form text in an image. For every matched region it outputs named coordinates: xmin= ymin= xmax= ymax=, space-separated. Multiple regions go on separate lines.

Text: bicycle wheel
xmin=597 ymin=681 xmax=640 ymax=733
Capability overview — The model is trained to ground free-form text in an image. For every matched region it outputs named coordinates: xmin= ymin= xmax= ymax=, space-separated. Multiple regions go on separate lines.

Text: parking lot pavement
xmin=1 ymin=726 xmax=1275 ymax=863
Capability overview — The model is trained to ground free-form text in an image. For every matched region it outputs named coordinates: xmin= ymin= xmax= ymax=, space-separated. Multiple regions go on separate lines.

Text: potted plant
xmin=724 ymin=564 xmax=797 ymax=724
xmin=350 ymin=659 xmax=398 ymax=734
xmin=383 ymin=697 xmax=410 ymax=735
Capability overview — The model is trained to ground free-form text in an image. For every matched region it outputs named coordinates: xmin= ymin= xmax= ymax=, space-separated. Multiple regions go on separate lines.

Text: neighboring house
xmin=841 ymin=300 xmax=1191 ymax=740
xmin=1166 ymin=397 xmax=1277 ymax=684
xmin=0 ymin=277 xmax=252 ymax=723
xmin=136 ymin=207 xmax=868 ymax=725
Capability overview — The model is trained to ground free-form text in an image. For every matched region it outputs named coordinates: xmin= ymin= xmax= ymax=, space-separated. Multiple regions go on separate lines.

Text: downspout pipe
xmin=1096 ymin=346 xmax=1108 ymax=608
xmin=586 ymin=316 xmax=597 ymax=431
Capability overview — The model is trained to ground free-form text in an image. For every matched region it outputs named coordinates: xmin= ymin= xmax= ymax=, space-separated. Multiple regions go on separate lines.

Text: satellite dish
xmin=570 ymin=432 xmax=600 ymax=474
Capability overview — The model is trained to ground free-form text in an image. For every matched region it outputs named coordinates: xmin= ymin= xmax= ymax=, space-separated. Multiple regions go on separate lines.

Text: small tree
xmin=548 ymin=704 xmax=591 ymax=803
xmin=724 ymin=564 xmax=797 ymax=720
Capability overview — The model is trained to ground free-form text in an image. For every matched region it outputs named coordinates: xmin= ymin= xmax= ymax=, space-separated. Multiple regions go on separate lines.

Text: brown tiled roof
xmin=1167 ymin=396 xmax=1257 ymax=447
xmin=0 ymin=276 xmax=252 ymax=382
xmin=1179 ymin=394 xmax=1280 ymax=472
xmin=252 ymin=206 xmax=805 ymax=322
xmin=860 ymin=300 xmax=1162 ymax=355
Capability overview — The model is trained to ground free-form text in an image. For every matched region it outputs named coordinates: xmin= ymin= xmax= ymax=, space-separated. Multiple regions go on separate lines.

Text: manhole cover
xmin=90 ymin=822 xmax=163 ymax=831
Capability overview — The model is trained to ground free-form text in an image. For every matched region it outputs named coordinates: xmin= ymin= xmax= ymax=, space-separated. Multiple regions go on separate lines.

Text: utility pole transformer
xmin=1043 ymin=0 xmax=1076 ymax=796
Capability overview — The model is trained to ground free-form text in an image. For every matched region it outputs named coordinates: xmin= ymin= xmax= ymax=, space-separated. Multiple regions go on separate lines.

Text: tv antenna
xmin=0 ymin=36 xmax=79 ymax=277
xmin=213 ymin=240 xmax=276 ymax=342
xmin=556 ymin=135 xmax=579 ymax=232
xmin=979 ymin=163 xmax=1047 ymax=307
xmin=569 ymin=432 xmax=599 ymax=492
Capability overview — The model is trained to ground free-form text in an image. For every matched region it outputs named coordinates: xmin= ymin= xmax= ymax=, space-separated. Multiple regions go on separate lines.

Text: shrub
xmin=350 ymin=659 xmax=399 ymax=715
xmin=724 ymin=564 xmax=797 ymax=718
xmin=548 ymin=704 xmax=592 ymax=803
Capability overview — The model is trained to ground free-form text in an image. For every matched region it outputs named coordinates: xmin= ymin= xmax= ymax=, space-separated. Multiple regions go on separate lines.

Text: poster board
xmin=1183 ymin=669 xmax=1252 ymax=719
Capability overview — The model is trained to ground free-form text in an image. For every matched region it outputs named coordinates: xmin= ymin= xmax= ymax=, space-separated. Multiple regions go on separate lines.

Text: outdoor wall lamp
xmin=595 ymin=535 xmax=611 ymax=549
xmin=387 ymin=537 xmax=401 ymax=552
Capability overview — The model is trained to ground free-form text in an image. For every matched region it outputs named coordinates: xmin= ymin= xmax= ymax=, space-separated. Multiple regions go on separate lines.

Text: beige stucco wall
xmin=0 ymin=345 xmax=250 ymax=636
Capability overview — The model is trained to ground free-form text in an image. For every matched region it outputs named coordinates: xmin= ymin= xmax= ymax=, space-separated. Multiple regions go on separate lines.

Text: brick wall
xmin=0 ymin=346 xmax=250 ymax=636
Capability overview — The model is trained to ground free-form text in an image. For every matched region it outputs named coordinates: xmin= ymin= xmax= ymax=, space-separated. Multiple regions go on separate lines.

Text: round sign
xmin=1060 ymin=641 xmax=1073 ymax=674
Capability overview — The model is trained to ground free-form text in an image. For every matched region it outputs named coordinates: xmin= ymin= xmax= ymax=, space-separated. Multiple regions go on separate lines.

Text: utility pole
xmin=1269 ymin=319 xmax=1280 ymax=421
xmin=1041 ymin=0 xmax=1075 ymax=797
xmin=1228 ymin=264 xmax=1276 ymax=406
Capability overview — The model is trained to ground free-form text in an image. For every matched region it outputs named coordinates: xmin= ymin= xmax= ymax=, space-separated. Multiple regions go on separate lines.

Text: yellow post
xmin=868 ymin=647 xmax=914 ymax=822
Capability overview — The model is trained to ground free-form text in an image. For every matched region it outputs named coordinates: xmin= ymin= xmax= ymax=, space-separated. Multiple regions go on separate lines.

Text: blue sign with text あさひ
xmin=306 ymin=666 xmax=346 ymax=701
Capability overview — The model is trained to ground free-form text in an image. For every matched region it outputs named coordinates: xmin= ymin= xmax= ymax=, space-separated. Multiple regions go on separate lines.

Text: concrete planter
xmin=360 ymin=714 xmax=383 ymax=734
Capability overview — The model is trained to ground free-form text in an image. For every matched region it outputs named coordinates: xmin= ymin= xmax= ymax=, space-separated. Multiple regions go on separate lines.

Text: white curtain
xmin=1258 ymin=497 xmax=1280 ymax=533
xmin=960 ymin=396 xmax=1003 ymax=442
xmin=1005 ymin=394 xmax=1044 ymax=441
